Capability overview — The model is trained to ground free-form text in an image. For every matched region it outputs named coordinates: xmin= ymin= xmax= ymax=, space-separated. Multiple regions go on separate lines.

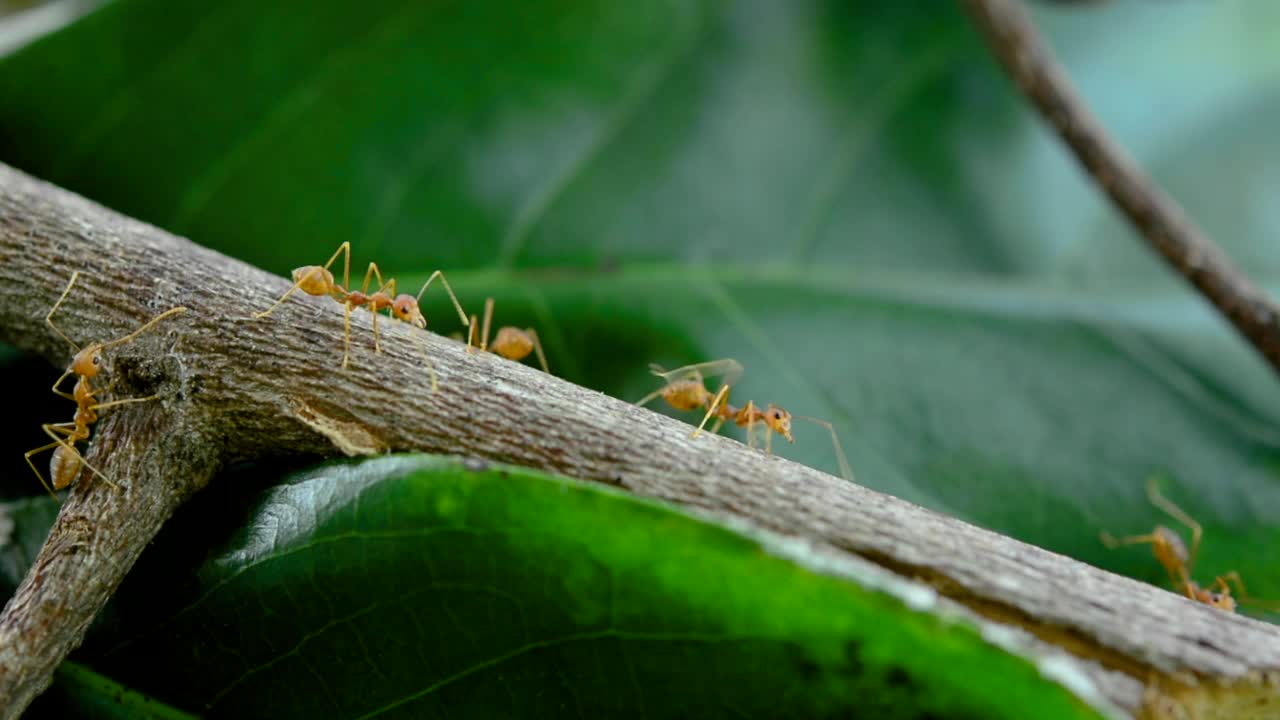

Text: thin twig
xmin=961 ymin=0 xmax=1280 ymax=377
xmin=0 ymin=163 xmax=1278 ymax=717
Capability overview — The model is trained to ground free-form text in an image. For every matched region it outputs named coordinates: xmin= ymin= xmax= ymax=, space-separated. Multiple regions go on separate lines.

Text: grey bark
xmin=0 ymin=163 xmax=1277 ymax=719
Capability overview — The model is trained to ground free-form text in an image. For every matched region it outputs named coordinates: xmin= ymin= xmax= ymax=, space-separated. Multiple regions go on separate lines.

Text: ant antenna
xmin=794 ymin=415 xmax=855 ymax=484
xmin=412 ymin=270 xmax=471 ymax=328
xmin=98 ymin=306 xmax=189 ymax=351
xmin=46 ymin=271 xmax=83 ymax=352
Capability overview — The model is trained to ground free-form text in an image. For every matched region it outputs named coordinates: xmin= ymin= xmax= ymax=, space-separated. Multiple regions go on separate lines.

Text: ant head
xmin=71 ymin=346 xmax=104 ymax=378
xmin=391 ymin=294 xmax=426 ymax=328
xmin=764 ymin=405 xmax=793 ymax=442
xmin=1199 ymin=584 xmax=1237 ymax=612
xmin=1207 ymin=592 xmax=1237 ymax=612
xmin=291 ymin=266 xmax=335 ymax=296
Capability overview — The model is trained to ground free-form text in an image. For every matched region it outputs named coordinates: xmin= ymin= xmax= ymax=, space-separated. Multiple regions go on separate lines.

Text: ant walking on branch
xmin=636 ymin=358 xmax=855 ymax=483
xmin=251 ymin=242 xmax=471 ymax=389
xmin=1101 ymin=477 xmax=1277 ymax=613
xmin=24 ymin=272 xmax=187 ymax=498
xmin=467 ymin=297 xmax=549 ymax=373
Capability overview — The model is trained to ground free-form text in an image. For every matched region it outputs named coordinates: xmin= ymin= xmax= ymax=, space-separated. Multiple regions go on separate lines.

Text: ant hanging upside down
xmin=24 ymin=272 xmax=187 ymax=498
xmin=1101 ymin=477 xmax=1277 ymax=613
xmin=251 ymin=241 xmax=471 ymax=390
xmin=636 ymin=358 xmax=854 ymax=483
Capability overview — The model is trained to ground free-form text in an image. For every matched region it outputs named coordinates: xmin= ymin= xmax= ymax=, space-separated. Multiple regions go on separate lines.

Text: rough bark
xmin=0 ymin=163 xmax=1276 ymax=719
xmin=960 ymin=0 xmax=1280 ymax=380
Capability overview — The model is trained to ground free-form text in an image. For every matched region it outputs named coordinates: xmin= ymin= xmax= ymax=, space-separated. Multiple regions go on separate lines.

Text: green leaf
xmin=77 ymin=456 xmax=1105 ymax=719
xmin=0 ymin=495 xmax=58 ymax=598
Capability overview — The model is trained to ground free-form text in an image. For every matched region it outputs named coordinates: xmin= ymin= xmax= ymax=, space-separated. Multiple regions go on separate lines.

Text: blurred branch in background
xmin=961 ymin=0 xmax=1280 ymax=378
xmin=0 ymin=0 xmax=101 ymax=56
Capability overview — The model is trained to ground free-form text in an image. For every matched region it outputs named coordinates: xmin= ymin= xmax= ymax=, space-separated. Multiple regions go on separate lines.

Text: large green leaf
xmin=0 ymin=0 xmax=1278 ymax=712
xmin=66 ymin=456 xmax=1103 ymax=719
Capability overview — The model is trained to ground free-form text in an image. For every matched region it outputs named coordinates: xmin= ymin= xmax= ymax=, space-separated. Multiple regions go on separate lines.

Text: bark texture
xmin=0 ymin=163 xmax=1277 ymax=719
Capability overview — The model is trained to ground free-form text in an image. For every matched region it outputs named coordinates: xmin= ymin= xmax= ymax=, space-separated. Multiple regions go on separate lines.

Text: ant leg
xmin=467 ymin=314 xmax=479 ymax=353
xmin=342 ymin=303 xmax=356 ymax=369
xmin=635 ymin=387 xmax=667 ymax=408
xmin=409 ymin=334 xmax=440 ymax=394
xmin=359 ymin=261 xmax=387 ymax=295
xmin=795 ymin=415 xmax=855 ymax=483
xmin=1145 ymin=477 xmax=1203 ymax=574
xmin=413 ymin=270 xmax=471 ymax=328
xmin=691 ymin=383 xmax=731 ymax=439
xmin=358 ymin=263 xmax=386 ymax=353
xmin=525 ymin=329 xmax=549 ymax=373
xmin=90 ymin=394 xmax=161 ymax=413
xmin=24 ymin=436 xmax=69 ymax=499
xmin=1098 ymin=532 xmax=1161 ymax=549
xmin=252 ymin=241 xmax=350 ymax=319
xmin=99 ymin=305 xmax=188 ymax=351
xmin=46 ymin=271 xmax=82 ymax=352
xmin=50 ymin=368 xmax=75 ymax=400
xmin=1098 ymin=531 xmax=1186 ymax=586
xmin=481 ymin=298 xmax=495 ymax=352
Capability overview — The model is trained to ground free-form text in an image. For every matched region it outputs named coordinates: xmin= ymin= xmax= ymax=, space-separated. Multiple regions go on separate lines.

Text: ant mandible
xmin=251 ymin=242 xmax=471 ymax=388
xmin=467 ymin=297 xmax=549 ymax=373
xmin=24 ymin=272 xmax=187 ymax=497
xmin=1101 ymin=477 xmax=1276 ymax=613
xmin=636 ymin=358 xmax=855 ymax=483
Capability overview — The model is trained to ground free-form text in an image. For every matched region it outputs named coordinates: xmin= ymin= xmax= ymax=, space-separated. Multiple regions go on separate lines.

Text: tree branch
xmin=0 ymin=162 xmax=1277 ymax=718
xmin=960 ymin=0 xmax=1280 ymax=379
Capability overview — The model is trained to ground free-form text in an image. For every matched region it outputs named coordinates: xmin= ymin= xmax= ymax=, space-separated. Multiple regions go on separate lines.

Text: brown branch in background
xmin=1 ymin=163 xmax=1279 ymax=718
xmin=961 ymin=0 xmax=1280 ymax=377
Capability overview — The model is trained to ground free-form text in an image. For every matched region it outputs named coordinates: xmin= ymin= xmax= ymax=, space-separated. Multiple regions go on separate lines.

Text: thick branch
xmin=961 ymin=0 xmax=1280 ymax=379
xmin=0 ymin=163 xmax=1277 ymax=718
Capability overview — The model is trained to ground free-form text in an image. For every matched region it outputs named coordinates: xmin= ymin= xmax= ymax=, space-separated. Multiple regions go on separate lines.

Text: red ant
xmin=251 ymin=242 xmax=471 ymax=389
xmin=1101 ymin=477 xmax=1277 ymax=613
xmin=24 ymin=272 xmax=187 ymax=497
xmin=467 ymin=297 xmax=549 ymax=373
xmin=636 ymin=358 xmax=854 ymax=483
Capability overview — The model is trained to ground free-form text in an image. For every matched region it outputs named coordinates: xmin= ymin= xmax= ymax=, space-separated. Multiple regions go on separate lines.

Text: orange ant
xmin=24 ymin=272 xmax=187 ymax=498
xmin=467 ymin=297 xmax=549 ymax=373
xmin=636 ymin=358 xmax=854 ymax=483
xmin=251 ymin=242 xmax=471 ymax=389
xmin=1101 ymin=477 xmax=1277 ymax=613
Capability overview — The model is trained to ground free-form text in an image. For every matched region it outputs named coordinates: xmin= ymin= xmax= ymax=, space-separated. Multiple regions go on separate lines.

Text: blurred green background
xmin=0 ymin=0 xmax=1277 ymax=715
